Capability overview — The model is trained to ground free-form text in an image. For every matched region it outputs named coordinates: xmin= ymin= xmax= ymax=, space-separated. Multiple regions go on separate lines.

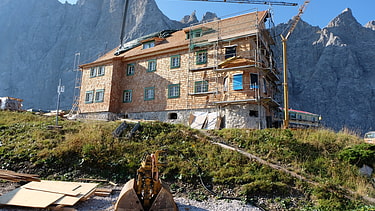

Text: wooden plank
xmin=53 ymin=183 xmax=98 ymax=206
xmin=0 ymin=188 xmax=63 ymax=208
xmin=22 ymin=180 xmax=81 ymax=196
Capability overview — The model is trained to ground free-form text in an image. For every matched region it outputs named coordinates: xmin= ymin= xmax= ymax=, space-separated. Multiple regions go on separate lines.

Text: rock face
xmin=0 ymin=0 xmax=186 ymax=110
xmin=272 ymin=8 xmax=375 ymax=133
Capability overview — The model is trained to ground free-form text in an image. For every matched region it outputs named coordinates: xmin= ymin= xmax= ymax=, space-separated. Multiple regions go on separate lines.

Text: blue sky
xmin=58 ymin=0 xmax=374 ymax=28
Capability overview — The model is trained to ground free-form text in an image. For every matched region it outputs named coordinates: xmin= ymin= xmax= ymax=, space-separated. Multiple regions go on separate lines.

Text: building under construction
xmin=78 ymin=9 xmax=281 ymax=129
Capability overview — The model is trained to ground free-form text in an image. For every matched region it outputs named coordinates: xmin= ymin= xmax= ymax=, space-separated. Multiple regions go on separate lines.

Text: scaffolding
xmin=68 ymin=53 xmax=81 ymax=117
xmin=186 ymin=9 xmax=280 ymax=128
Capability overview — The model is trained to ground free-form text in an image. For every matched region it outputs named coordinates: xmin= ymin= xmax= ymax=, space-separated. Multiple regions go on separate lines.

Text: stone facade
xmin=79 ymin=10 xmax=280 ymax=129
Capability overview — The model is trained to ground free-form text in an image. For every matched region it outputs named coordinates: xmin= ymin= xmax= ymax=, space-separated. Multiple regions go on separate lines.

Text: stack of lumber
xmin=0 ymin=169 xmax=40 ymax=182
xmin=0 ymin=180 xmax=102 ymax=209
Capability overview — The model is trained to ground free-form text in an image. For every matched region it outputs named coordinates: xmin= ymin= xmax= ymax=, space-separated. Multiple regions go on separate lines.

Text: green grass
xmin=1 ymin=110 xmax=375 ymax=210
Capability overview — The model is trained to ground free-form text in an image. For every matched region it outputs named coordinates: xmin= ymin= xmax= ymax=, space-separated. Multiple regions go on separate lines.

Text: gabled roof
xmin=81 ymin=10 xmax=270 ymax=68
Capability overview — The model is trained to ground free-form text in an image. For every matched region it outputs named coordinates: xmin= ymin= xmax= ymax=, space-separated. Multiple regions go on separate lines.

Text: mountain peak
xmin=326 ymin=7 xmax=361 ymax=29
xmin=180 ymin=11 xmax=199 ymax=25
xmin=365 ymin=20 xmax=375 ymax=30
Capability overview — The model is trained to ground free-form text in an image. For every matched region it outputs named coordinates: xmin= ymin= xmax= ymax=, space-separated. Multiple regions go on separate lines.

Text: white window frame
xmin=123 ymin=90 xmax=132 ymax=103
xmin=127 ymin=64 xmax=135 ymax=76
xmin=85 ymin=90 xmax=94 ymax=103
xmin=94 ymin=89 xmax=105 ymax=103
xmin=97 ymin=66 xmax=105 ymax=76
xmin=144 ymin=87 xmax=155 ymax=101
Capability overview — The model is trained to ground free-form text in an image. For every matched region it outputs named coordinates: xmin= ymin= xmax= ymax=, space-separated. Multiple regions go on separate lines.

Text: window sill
xmin=189 ymin=91 xmax=217 ymax=96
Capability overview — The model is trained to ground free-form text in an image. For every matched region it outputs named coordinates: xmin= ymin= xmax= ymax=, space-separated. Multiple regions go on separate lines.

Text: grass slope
xmin=0 ymin=110 xmax=374 ymax=210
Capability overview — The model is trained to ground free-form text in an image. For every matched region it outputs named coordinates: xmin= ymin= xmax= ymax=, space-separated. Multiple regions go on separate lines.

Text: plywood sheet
xmin=0 ymin=188 xmax=63 ymax=208
xmin=53 ymin=183 xmax=98 ymax=206
xmin=190 ymin=112 xmax=207 ymax=129
xmin=22 ymin=180 xmax=81 ymax=196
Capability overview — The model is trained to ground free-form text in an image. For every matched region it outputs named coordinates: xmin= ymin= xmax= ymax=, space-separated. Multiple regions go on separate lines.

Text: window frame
xmin=187 ymin=29 xmax=202 ymax=39
xmin=97 ymin=66 xmax=105 ymax=76
xmin=123 ymin=90 xmax=133 ymax=103
xmin=127 ymin=63 xmax=135 ymax=76
xmin=143 ymin=41 xmax=155 ymax=49
xmin=233 ymin=74 xmax=243 ymax=91
xmin=168 ymin=84 xmax=180 ymax=99
xmin=250 ymin=73 xmax=259 ymax=89
xmin=89 ymin=67 xmax=97 ymax=78
xmin=85 ymin=90 xmax=94 ymax=104
xmin=144 ymin=87 xmax=155 ymax=101
xmin=94 ymin=89 xmax=105 ymax=103
xmin=225 ymin=46 xmax=237 ymax=59
xmin=170 ymin=55 xmax=181 ymax=69
xmin=147 ymin=59 xmax=157 ymax=72
xmin=196 ymin=50 xmax=207 ymax=65
xmin=194 ymin=80 xmax=209 ymax=93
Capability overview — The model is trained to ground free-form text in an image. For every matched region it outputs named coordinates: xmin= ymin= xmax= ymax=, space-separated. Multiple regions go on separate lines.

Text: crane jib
xmin=185 ymin=0 xmax=298 ymax=6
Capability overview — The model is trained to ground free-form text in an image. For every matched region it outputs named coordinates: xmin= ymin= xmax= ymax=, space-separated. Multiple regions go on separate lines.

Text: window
xmin=249 ymin=110 xmax=258 ymax=117
xmin=168 ymin=113 xmax=178 ymax=119
xmin=170 ymin=55 xmax=180 ymax=69
xmin=223 ymin=77 xmax=228 ymax=92
xmin=262 ymin=78 xmax=267 ymax=94
xmin=143 ymin=41 xmax=155 ymax=49
xmin=85 ymin=91 xmax=94 ymax=104
xmin=127 ymin=63 xmax=135 ymax=76
xmin=147 ymin=60 xmax=157 ymax=72
xmin=144 ymin=87 xmax=155 ymax=101
xmin=94 ymin=89 xmax=105 ymax=103
xmin=195 ymin=81 xmax=208 ymax=93
xmin=97 ymin=66 xmax=105 ymax=76
xmin=233 ymin=74 xmax=243 ymax=90
xmin=186 ymin=29 xmax=202 ymax=39
xmin=168 ymin=84 xmax=180 ymax=98
xmin=123 ymin=90 xmax=132 ymax=103
xmin=196 ymin=50 xmax=207 ymax=65
xmin=250 ymin=73 xmax=259 ymax=89
xmin=225 ymin=46 xmax=237 ymax=59
xmin=90 ymin=67 xmax=96 ymax=78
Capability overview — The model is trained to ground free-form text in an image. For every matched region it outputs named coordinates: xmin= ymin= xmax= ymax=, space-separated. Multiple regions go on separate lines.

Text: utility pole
xmin=56 ymin=78 xmax=64 ymax=127
xmin=280 ymin=0 xmax=310 ymax=129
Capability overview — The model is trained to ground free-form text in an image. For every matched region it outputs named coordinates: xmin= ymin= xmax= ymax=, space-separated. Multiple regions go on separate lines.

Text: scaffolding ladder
xmin=68 ymin=53 xmax=81 ymax=117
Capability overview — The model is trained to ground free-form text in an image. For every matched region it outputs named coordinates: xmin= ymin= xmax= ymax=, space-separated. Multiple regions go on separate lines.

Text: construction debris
xmin=0 ymin=97 xmax=23 ymax=111
xmin=0 ymin=169 xmax=40 ymax=182
xmin=0 ymin=180 xmax=100 ymax=209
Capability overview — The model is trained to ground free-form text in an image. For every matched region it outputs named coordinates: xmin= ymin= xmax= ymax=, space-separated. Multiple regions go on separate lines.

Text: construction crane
xmin=185 ymin=0 xmax=298 ymax=6
xmin=280 ymin=0 xmax=310 ymax=129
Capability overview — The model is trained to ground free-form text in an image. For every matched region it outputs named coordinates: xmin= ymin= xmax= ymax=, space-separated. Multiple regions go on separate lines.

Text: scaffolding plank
xmin=0 ymin=188 xmax=63 ymax=208
xmin=22 ymin=180 xmax=81 ymax=196
xmin=53 ymin=183 xmax=98 ymax=206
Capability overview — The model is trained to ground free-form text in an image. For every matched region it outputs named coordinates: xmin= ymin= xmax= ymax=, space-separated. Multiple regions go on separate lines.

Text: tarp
xmin=189 ymin=112 xmax=221 ymax=129
xmin=115 ymin=30 xmax=178 ymax=56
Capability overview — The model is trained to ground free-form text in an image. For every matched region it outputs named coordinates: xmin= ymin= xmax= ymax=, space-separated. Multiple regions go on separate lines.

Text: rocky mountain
xmin=272 ymin=8 xmax=375 ymax=133
xmin=0 ymin=0 xmax=201 ymax=111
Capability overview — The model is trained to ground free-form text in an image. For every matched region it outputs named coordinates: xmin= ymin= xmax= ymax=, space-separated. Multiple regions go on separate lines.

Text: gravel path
xmin=74 ymin=190 xmax=262 ymax=211
xmin=0 ymin=182 xmax=262 ymax=211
